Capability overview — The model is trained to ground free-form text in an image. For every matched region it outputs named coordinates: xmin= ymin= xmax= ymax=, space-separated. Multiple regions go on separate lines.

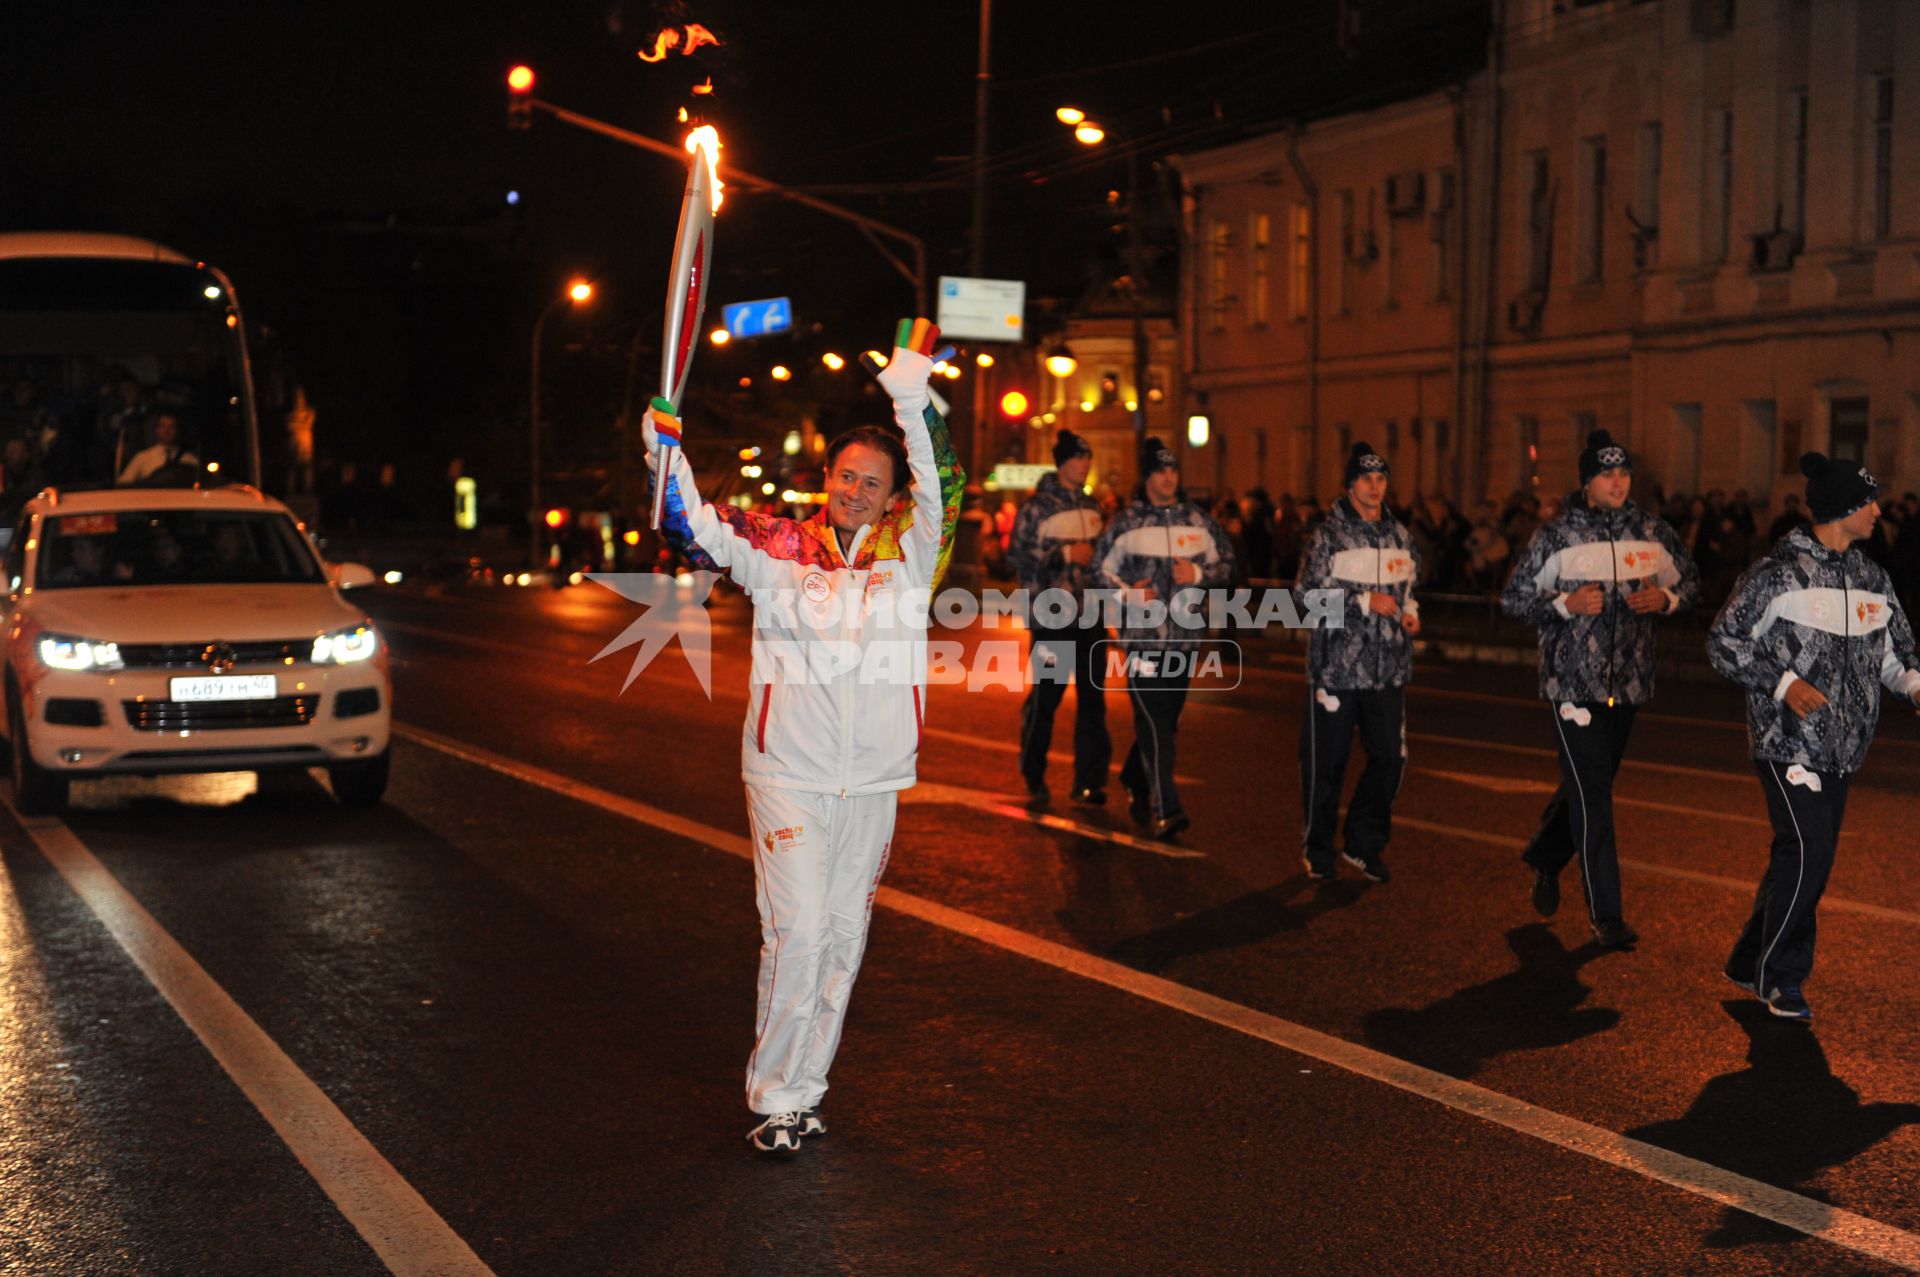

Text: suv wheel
xmin=327 ymin=750 xmax=389 ymax=807
xmin=8 ymin=687 xmax=69 ymax=816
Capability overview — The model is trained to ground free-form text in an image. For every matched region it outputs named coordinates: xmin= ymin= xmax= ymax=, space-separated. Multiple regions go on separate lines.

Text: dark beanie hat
xmin=1141 ymin=436 xmax=1178 ymax=476
xmin=1053 ymin=429 xmax=1093 ymax=466
xmin=1801 ymin=451 xmax=1878 ymax=522
xmin=1343 ymin=441 xmax=1389 ymax=487
xmin=1578 ymin=429 xmax=1632 ymax=485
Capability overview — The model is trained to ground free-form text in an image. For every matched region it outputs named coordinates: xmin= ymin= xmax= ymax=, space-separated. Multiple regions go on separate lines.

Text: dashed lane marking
xmin=1388 ymin=813 xmax=1920 ymax=927
xmin=6 ymin=804 xmax=495 ymax=1277
xmin=904 ymin=781 xmax=1208 ymax=859
xmin=379 ymin=619 xmax=1204 ymax=783
xmin=393 ymin=722 xmax=1920 ymax=1273
xmin=1415 ymin=768 xmax=1780 ymax=830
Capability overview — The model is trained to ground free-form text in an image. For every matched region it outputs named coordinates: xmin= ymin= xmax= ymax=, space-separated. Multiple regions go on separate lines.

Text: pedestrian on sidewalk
xmin=1296 ymin=442 xmax=1422 ymax=883
xmin=1707 ymin=453 xmax=1920 ymax=1021
xmin=1007 ymin=429 xmax=1111 ymax=808
xmin=1501 ymin=430 xmax=1699 ymax=948
xmin=1093 ymin=437 xmax=1236 ymax=841
xmin=649 ymin=318 xmax=963 ymax=1155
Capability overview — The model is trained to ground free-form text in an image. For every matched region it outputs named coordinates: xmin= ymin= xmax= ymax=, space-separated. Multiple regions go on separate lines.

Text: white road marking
xmin=1387 ymin=813 xmax=1920 ymax=927
xmin=380 ymin=619 xmax=1204 ymax=783
xmin=7 ymin=806 xmax=494 ymax=1277
xmin=392 ymin=722 xmax=1920 ymax=1273
xmin=1416 ymin=768 xmax=1780 ymax=829
xmin=905 ymin=781 xmax=1208 ymax=859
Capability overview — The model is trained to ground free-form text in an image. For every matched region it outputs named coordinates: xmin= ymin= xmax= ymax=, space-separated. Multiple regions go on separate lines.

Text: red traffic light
xmin=999 ymin=390 xmax=1031 ymax=419
xmin=544 ymin=507 xmax=567 ymax=529
xmin=507 ymin=65 xmax=535 ymax=130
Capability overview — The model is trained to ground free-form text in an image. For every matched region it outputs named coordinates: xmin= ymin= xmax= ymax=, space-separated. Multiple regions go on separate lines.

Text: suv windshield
xmin=37 ymin=509 xmax=323 ymax=589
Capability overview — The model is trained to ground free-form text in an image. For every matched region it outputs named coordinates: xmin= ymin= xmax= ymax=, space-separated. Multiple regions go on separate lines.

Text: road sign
xmin=721 ymin=296 xmax=793 ymax=340
xmin=936 ymin=276 xmax=1025 ymax=343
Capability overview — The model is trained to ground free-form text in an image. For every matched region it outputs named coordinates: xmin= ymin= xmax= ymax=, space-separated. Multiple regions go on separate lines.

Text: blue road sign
xmin=721 ymin=296 xmax=793 ymax=340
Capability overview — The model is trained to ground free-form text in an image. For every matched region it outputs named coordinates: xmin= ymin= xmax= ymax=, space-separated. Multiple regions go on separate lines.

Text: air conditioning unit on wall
xmin=1750 ymin=228 xmax=1800 ymax=273
xmin=1384 ymin=171 xmax=1425 ymax=216
xmin=1507 ymin=289 xmax=1546 ymax=333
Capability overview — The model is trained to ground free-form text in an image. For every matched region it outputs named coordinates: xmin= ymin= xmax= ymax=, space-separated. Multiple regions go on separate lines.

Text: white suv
xmin=1 ymin=485 xmax=391 ymax=814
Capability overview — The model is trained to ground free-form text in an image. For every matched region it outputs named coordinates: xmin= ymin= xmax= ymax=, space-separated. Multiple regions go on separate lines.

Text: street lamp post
xmin=1059 ymin=109 xmax=1151 ymax=449
xmin=529 ymin=278 xmax=592 ymax=568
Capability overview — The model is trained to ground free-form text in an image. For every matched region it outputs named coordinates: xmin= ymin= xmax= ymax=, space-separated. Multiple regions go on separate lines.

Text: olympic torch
xmin=652 ymin=125 xmax=723 ymax=528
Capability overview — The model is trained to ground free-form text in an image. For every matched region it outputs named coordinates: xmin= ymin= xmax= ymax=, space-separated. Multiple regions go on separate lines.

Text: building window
xmin=1526 ymin=150 xmax=1552 ymax=291
xmin=1634 ymin=122 xmax=1660 ymax=268
xmin=1430 ymin=169 xmax=1455 ymax=301
xmin=1831 ymin=397 xmax=1870 ymax=465
xmin=1250 ymin=211 xmax=1271 ymax=326
xmin=1873 ymin=77 xmax=1894 ymax=241
xmin=1786 ymin=89 xmax=1808 ymax=237
xmin=1578 ymin=135 xmax=1608 ymax=283
xmin=1706 ymin=108 xmax=1733 ymax=262
xmin=1289 ymin=202 xmax=1311 ymax=321
xmin=1337 ymin=190 xmax=1356 ymax=312
xmin=1208 ymin=219 xmax=1230 ymax=331
xmin=1382 ymin=214 xmax=1399 ymax=309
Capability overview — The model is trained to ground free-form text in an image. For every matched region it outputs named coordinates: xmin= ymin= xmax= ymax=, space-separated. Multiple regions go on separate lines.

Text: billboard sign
xmin=936 ymin=275 xmax=1024 ymax=343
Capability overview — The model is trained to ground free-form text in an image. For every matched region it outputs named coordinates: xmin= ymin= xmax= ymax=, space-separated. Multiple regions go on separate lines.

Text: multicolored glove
xmin=875 ymin=317 xmax=939 ymax=414
xmin=641 ymin=397 xmax=681 ymax=462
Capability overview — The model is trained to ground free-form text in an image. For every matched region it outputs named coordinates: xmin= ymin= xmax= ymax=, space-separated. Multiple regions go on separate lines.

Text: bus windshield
xmin=0 ymin=244 xmax=260 ymax=510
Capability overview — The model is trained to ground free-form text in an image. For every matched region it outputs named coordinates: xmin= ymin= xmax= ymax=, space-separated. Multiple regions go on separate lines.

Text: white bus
xmin=0 ymin=232 xmax=264 ymax=503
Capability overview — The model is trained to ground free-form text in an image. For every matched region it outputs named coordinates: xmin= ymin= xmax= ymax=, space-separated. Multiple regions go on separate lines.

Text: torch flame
xmin=637 ymin=27 xmax=682 ymax=61
xmin=677 ymin=106 xmax=689 ymax=123
xmin=685 ymin=125 xmax=724 ymax=214
xmin=691 ymin=77 xmax=713 ymax=94
xmin=638 ymin=23 xmax=721 ymax=62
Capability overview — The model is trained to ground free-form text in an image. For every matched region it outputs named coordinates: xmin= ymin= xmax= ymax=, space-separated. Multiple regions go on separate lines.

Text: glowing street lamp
xmin=530 ymin=276 xmax=593 ymax=567
xmin=1055 ymin=106 xmax=1086 ymax=126
xmin=821 ymin=352 xmax=846 ymax=371
xmin=1044 ymin=344 xmax=1077 ymax=379
xmin=1073 ymin=123 xmax=1106 ymax=146
xmin=709 ymin=327 xmax=731 ymax=346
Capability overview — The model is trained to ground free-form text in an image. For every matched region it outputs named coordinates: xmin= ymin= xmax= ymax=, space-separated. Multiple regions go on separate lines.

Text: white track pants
xmin=744 ymin=786 xmax=897 ymax=1115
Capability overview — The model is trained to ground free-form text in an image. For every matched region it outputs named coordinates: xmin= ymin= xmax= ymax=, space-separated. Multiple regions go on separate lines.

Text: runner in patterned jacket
xmin=1007 ymin=431 xmax=1111 ymax=807
xmin=1092 ymin=437 xmax=1236 ymax=840
xmin=1296 ymin=444 xmax=1422 ymax=882
xmin=1499 ymin=431 xmax=1700 ymax=948
xmin=1706 ymin=453 xmax=1920 ymax=1020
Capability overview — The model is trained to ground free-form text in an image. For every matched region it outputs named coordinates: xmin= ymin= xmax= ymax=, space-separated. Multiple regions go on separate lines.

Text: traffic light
xmin=999 ymin=390 xmax=1031 ymax=419
xmin=544 ymin=506 xmax=567 ymax=529
xmin=507 ymin=65 xmax=535 ymax=130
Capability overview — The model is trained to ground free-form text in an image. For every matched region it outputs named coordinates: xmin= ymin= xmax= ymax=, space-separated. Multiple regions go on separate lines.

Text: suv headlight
xmin=312 ymin=625 xmax=378 ymax=665
xmin=38 ymin=633 xmax=125 ymax=671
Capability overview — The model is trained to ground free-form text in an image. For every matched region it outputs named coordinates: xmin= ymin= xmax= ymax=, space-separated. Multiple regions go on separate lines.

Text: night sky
xmin=4 ymin=0 xmax=1482 ymax=507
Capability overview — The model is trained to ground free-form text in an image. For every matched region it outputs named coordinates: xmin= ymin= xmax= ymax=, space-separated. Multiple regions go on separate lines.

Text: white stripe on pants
xmin=745 ymin=785 xmax=897 ymax=1115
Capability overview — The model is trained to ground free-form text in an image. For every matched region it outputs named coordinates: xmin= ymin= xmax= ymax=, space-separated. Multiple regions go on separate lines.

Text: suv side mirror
xmin=330 ymin=562 xmax=377 ymax=590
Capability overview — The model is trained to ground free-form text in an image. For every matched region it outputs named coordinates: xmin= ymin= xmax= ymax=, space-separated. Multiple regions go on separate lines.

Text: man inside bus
xmin=0 ymin=436 xmax=47 ymax=524
xmin=117 ymin=411 xmax=199 ymax=486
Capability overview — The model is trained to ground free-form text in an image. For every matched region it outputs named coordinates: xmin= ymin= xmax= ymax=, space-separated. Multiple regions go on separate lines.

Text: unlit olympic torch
xmin=652 ymin=125 xmax=723 ymax=529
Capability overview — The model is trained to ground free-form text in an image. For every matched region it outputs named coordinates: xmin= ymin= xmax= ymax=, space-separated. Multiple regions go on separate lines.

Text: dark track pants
xmin=1521 ymin=701 xmax=1638 ymax=926
xmin=1300 ymin=684 xmax=1407 ymax=867
xmin=1118 ymin=650 xmax=1190 ymax=822
xmin=1727 ymin=760 xmax=1849 ymax=993
xmin=1019 ymin=620 xmax=1112 ymax=793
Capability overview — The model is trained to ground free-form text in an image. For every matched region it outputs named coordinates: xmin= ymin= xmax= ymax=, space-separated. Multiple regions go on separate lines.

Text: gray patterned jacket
xmin=1707 ymin=527 xmax=1920 ymax=774
xmin=1006 ymin=470 xmax=1104 ymax=602
xmin=1298 ymin=498 xmax=1421 ymax=690
xmin=1500 ymin=494 xmax=1699 ymax=705
xmin=1094 ymin=496 xmax=1236 ymax=649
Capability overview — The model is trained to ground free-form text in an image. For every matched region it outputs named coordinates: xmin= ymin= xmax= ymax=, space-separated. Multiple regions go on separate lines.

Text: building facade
xmin=1175 ymin=0 xmax=1920 ymax=511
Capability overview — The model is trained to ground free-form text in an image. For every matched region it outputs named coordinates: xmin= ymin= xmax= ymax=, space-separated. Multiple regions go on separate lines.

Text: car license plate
xmin=169 ymin=675 xmax=278 ymax=702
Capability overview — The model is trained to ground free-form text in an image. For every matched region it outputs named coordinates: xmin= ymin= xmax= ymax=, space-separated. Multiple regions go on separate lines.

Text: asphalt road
xmin=3 ymin=577 xmax=1919 ymax=1275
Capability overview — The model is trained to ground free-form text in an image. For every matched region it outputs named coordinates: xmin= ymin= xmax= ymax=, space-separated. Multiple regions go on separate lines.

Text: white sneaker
xmin=748 ymin=1111 xmax=803 ymax=1155
xmin=797 ymin=1108 xmax=827 ymax=1138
